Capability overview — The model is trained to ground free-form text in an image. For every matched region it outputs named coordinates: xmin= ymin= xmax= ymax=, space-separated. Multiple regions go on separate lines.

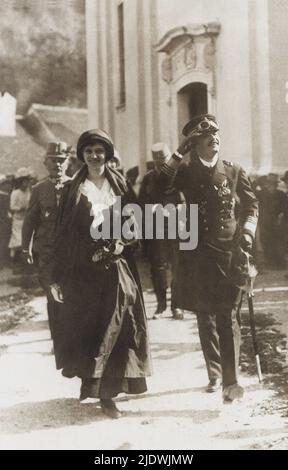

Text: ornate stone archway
xmin=155 ymin=22 xmax=221 ymax=147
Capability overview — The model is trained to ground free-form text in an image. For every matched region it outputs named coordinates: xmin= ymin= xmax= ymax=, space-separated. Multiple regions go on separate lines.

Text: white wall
xmin=268 ymin=0 xmax=288 ymax=174
xmin=156 ymin=0 xmax=253 ymax=169
xmin=87 ymin=0 xmax=278 ymax=173
xmin=114 ymin=0 xmax=141 ymax=171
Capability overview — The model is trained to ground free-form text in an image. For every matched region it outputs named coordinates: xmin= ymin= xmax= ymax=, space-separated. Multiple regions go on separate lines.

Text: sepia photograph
xmin=0 ymin=0 xmax=288 ymax=453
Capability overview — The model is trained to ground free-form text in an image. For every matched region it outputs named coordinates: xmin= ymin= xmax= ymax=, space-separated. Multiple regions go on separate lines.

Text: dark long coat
xmin=49 ymin=165 xmax=152 ymax=384
xmin=0 ymin=190 xmax=11 ymax=266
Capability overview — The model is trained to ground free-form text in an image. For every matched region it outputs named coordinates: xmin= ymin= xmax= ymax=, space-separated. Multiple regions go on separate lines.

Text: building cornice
xmin=155 ymin=22 xmax=221 ymax=53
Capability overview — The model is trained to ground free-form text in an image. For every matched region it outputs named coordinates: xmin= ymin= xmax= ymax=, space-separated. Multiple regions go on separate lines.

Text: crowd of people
xmin=252 ymin=173 xmax=288 ymax=271
xmin=0 ymin=168 xmax=35 ymax=272
xmin=0 ymin=114 xmax=287 ymax=417
xmin=0 ymin=149 xmax=121 ymax=273
xmin=1 ymin=148 xmax=287 ymax=279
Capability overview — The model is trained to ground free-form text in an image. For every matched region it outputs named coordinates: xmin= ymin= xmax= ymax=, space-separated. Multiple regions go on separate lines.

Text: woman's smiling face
xmin=83 ymin=142 xmax=106 ymax=169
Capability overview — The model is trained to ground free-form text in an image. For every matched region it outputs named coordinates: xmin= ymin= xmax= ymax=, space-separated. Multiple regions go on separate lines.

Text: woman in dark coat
xmin=49 ymin=129 xmax=152 ymax=419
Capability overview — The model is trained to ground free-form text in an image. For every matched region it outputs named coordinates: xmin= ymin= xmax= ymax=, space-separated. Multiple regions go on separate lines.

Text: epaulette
xmin=223 ymin=160 xmax=233 ymax=167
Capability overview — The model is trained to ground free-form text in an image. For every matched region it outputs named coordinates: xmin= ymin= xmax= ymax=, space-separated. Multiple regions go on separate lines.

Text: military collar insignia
xmin=212 ymin=160 xmax=231 ymax=196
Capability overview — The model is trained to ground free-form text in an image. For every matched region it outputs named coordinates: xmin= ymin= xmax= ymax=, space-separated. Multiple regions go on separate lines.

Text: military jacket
xmin=22 ymin=178 xmax=63 ymax=258
xmin=162 ymin=156 xmax=258 ymax=249
xmin=138 ymin=168 xmax=184 ymax=207
xmin=138 ymin=168 xmax=185 ymax=239
xmin=159 ymin=155 xmax=259 ymax=312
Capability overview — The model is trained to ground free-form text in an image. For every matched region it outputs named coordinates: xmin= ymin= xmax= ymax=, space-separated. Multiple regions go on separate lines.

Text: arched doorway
xmin=177 ymin=82 xmax=208 ymax=139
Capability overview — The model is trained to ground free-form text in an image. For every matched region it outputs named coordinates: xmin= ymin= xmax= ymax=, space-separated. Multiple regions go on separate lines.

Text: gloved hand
xmin=50 ymin=283 xmax=64 ymax=303
xmin=92 ymin=245 xmax=110 ymax=263
xmin=177 ymin=135 xmax=195 ymax=156
xmin=113 ymin=240 xmax=124 ymax=255
xmin=92 ymin=240 xmax=124 ymax=263
xmin=240 ymin=233 xmax=253 ymax=253
xmin=22 ymin=250 xmax=33 ymax=265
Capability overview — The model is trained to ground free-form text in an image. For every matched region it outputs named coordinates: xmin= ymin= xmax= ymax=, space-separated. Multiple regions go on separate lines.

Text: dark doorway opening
xmin=177 ymin=82 xmax=208 ymax=139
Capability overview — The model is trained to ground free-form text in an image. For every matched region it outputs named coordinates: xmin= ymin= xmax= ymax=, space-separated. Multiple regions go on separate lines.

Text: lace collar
xmin=78 ymin=178 xmax=116 ymax=228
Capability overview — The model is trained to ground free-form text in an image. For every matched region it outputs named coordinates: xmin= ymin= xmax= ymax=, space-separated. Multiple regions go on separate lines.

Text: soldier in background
xmin=22 ymin=142 xmax=71 ymax=347
xmin=159 ymin=114 xmax=258 ymax=402
xmin=0 ymin=175 xmax=13 ymax=269
xmin=65 ymin=146 xmax=83 ymax=178
xmin=139 ymin=142 xmax=185 ymax=320
xmin=257 ymin=173 xmax=286 ymax=269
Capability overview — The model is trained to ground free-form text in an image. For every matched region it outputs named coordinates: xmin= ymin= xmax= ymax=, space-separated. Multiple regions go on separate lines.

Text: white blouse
xmin=78 ymin=178 xmax=116 ymax=229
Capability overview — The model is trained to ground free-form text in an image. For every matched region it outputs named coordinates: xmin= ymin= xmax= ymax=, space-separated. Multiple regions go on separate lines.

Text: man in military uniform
xmin=139 ymin=142 xmax=185 ymax=320
xmin=159 ymin=114 xmax=258 ymax=402
xmin=22 ymin=142 xmax=71 ymax=346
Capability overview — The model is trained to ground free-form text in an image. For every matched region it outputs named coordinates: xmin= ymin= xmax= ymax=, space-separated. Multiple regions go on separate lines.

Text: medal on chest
xmin=213 ymin=178 xmax=231 ymax=197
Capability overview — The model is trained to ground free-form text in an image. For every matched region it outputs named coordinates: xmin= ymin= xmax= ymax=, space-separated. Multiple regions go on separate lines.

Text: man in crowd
xmin=159 ymin=114 xmax=258 ymax=402
xmin=8 ymin=167 xmax=33 ymax=273
xmin=22 ymin=142 xmax=71 ymax=348
xmin=256 ymin=173 xmax=286 ymax=269
xmin=0 ymin=174 xmax=12 ymax=269
xmin=139 ymin=142 xmax=185 ymax=320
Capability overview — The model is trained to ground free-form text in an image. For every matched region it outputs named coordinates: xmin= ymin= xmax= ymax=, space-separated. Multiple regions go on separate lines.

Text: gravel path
xmin=0 ymin=268 xmax=288 ymax=450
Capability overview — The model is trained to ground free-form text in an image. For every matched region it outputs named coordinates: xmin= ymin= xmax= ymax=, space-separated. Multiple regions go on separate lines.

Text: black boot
xmin=100 ymin=399 xmax=122 ymax=419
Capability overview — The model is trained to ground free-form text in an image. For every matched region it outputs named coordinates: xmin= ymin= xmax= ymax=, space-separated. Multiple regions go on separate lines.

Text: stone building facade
xmin=86 ymin=0 xmax=288 ymax=176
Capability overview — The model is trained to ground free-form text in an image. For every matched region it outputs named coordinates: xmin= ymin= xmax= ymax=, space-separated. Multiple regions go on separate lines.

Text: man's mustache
xmin=208 ymin=138 xmax=219 ymax=145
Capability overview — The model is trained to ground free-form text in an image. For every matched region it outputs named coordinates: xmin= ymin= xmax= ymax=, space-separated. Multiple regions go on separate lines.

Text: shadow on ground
xmin=214 ymin=426 xmax=288 ymax=441
xmin=0 ymin=399 xmax=103 ymax=434
xmin=0 ymin=387 xmax=221 ymax=434
xmin=151 ymin=341 xmax=201 ymax=360
xmin=240 ymin=310 xmax=288 ymax=418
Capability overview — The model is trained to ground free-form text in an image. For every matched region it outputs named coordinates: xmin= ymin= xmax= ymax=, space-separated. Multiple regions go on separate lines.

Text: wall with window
xmin=156 ymin=0 xmax=253 ymax=170
xmin=87 ymin=0 xmax=288 ymax=175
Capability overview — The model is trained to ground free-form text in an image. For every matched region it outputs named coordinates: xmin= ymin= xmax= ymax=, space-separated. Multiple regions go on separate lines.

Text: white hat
xmin=151 ymin=142 xmax=171 ymax=159
xmin=15 ymin=167 xmax=34 ymax=180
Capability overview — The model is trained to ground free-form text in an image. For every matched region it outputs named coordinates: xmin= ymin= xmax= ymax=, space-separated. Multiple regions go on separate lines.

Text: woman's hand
xmin=50 ymin=283 xmax=64 ymax=303
xmin=92 ymin=240 xmax=124 ymax=264
xmin=112 ymin=240 xmax=124 ymax=255
xmin=92 ymin=247 xmax=109 ymax=263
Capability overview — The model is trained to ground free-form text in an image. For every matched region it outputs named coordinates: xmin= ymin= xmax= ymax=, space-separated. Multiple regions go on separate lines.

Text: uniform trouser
xmin=34 ymin=253 xmax=57 ymax=341
xmin=148 ymin=239 xmax=179 ymax=311
xmin=39 ymin=279 xmax=57 ymax=341
xmin=196 ymin=293 xmax=242 ymax=388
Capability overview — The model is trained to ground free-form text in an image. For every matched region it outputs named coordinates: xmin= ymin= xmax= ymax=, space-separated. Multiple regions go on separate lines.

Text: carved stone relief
xmin=161 ymin=57 xmax=173 ymax=83
xmin=185 ymin=41 xmax=197 ymax=69
xmin=156 ymin=23 xmax=220 ymax=85
xmin=203 ymin=39 xmax=216 ymax=70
